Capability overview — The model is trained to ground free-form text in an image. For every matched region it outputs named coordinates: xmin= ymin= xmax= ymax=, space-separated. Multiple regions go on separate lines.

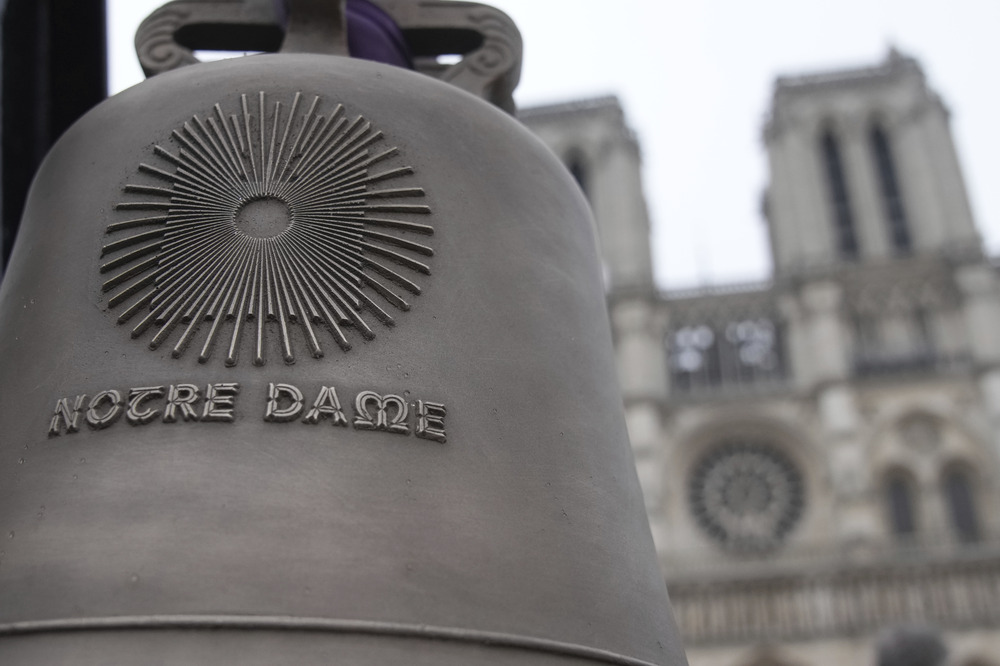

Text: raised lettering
xmin=49 ymin=395 xmax=87 ymax=437
xmin=302 ymin=386 xmax=348 ymax=426
xmin=48 ymin=383 xmax=443 ymax=441
xmin=415 ymin=401 xmax=447 ymax=443
xmin=126 ymin=386 xmax=165 ymax=425
xmin=202 ymin=383 xmax=239 ymax=422
xmin=353 ymin=391 xmax=409 ymax=435
xmin=163 ymin=384 xmax=200 ymax=423
xmin=86 ymin=390 xmax=124 ymax=430
xmin=264 ymin=383 xmax=304 ymax=423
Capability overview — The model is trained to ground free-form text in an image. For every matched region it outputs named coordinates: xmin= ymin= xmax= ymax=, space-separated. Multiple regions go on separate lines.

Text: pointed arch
xmin=941 ymin=460 xmax=980 ymax=543
xmin=869 ymin=120 xmax=911 ymax=253
xmin=883 ymin=466 xmax=919 ymax=539
xmin=819 ymin=125 xmax=858 ymax=259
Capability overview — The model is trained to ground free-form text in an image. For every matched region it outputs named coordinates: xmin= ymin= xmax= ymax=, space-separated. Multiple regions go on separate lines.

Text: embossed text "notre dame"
xmin=47 ymin=382 xmax=446 ymax=443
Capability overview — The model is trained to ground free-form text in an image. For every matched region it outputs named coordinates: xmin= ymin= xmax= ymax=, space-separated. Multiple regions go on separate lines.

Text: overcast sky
xmin=108 ymin=0 xmax=1000 ymax=290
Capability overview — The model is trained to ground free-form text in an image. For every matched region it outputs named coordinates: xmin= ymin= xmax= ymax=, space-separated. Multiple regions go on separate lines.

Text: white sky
xmin=108 ymin=0 xmax=1000 ymax=290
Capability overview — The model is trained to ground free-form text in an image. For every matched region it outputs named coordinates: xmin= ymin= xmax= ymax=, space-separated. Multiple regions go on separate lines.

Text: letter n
xmin=49 ymin=395 xmax=87 ymax=437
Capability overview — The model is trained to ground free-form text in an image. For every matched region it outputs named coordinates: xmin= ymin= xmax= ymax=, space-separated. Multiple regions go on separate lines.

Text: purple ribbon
xmin=346 ymin=0 xmax=414 ymax=69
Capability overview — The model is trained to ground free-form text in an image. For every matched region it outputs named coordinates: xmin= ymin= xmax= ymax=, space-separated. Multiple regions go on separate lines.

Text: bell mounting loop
xmin=279 ymin=0 xmax=348 ymax=56
xmin=135 ymin=0 xmax=524 ymax=112
xmin=134 ymin=0 xmax=348 ymax=78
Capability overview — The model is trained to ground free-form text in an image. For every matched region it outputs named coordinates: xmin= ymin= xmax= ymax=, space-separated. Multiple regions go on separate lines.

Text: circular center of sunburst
xmin=235 ymin=196 xmax=292 ymax=238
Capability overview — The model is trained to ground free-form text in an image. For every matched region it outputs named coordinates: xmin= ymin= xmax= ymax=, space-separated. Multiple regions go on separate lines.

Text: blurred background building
xmin=522 ymin=50 xmax=1000 ymax=666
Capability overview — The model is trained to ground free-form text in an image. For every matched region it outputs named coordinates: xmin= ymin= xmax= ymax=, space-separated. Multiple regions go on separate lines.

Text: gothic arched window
xmin=884 ymin=469 xmax=918 ymax=539
xmin=820 ymin=128 xmax=858 ymax=259
xmin=870 ymin=123 xmax=911 ymax=253
xmin=943 ymin=464 xmax=980 ymax=543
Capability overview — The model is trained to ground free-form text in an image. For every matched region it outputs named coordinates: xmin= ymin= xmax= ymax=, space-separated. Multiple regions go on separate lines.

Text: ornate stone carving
xmin=670 ymin=552 xmax=1000 ymax=646
xmin=688 ymin=440 xmax=805 ymax=552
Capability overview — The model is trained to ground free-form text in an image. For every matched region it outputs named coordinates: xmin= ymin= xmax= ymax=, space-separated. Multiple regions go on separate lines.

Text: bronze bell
xmin=0 ymin=1 xmax=687 ymax=664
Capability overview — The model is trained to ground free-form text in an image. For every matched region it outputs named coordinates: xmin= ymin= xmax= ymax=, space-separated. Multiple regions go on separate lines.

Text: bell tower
xmin=763 ymin=49 xmax=980 ymax=275
xmin=519 ymin=97 xmax=655 ymax=293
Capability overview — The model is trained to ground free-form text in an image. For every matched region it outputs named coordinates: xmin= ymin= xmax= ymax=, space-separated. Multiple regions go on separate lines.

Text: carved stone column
xmin=612 ymin=296 xmax=668 ymax=553
xmin=956 ymin=265 xmax=1000 ymax=459
xmin=799 ymin=280 xmax=849 ymax=385
xmin=841 ymin=114 xmax=889 ymax=260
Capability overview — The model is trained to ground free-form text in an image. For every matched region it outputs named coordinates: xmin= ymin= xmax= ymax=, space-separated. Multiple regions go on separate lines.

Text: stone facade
xmin=521 ymin=51 xmax=1000 ymax=666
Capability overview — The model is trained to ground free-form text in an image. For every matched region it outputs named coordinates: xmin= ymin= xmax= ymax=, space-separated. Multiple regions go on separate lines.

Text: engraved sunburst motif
xmin=100 ymin=92 xmax=433 ymax=366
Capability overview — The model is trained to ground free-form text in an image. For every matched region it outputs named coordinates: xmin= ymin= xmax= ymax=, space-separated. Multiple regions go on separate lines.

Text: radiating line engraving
xmin=101 ymin=92 xmax=433 ymax=366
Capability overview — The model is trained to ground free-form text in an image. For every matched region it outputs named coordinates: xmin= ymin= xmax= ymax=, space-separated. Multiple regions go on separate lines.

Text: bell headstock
xmin=136 ymin=0 xmax=522 ymax=113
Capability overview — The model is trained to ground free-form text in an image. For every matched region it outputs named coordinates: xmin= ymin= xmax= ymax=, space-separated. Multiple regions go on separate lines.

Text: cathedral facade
xmin=522 ymin=51 xmax=1000 ymax=666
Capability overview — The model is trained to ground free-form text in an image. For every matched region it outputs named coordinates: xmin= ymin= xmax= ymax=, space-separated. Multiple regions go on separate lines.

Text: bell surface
xmin=0 ymin=51 xmax=686 ymax=665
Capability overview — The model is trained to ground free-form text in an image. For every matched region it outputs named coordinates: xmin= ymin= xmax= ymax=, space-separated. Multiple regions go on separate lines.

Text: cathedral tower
xmin=763 ymin=48 xmax=980 ymax=274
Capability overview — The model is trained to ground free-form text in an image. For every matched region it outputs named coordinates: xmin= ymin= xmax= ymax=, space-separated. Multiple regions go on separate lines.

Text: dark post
xmin=1 ymin=0 xmax=107 ymax=273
